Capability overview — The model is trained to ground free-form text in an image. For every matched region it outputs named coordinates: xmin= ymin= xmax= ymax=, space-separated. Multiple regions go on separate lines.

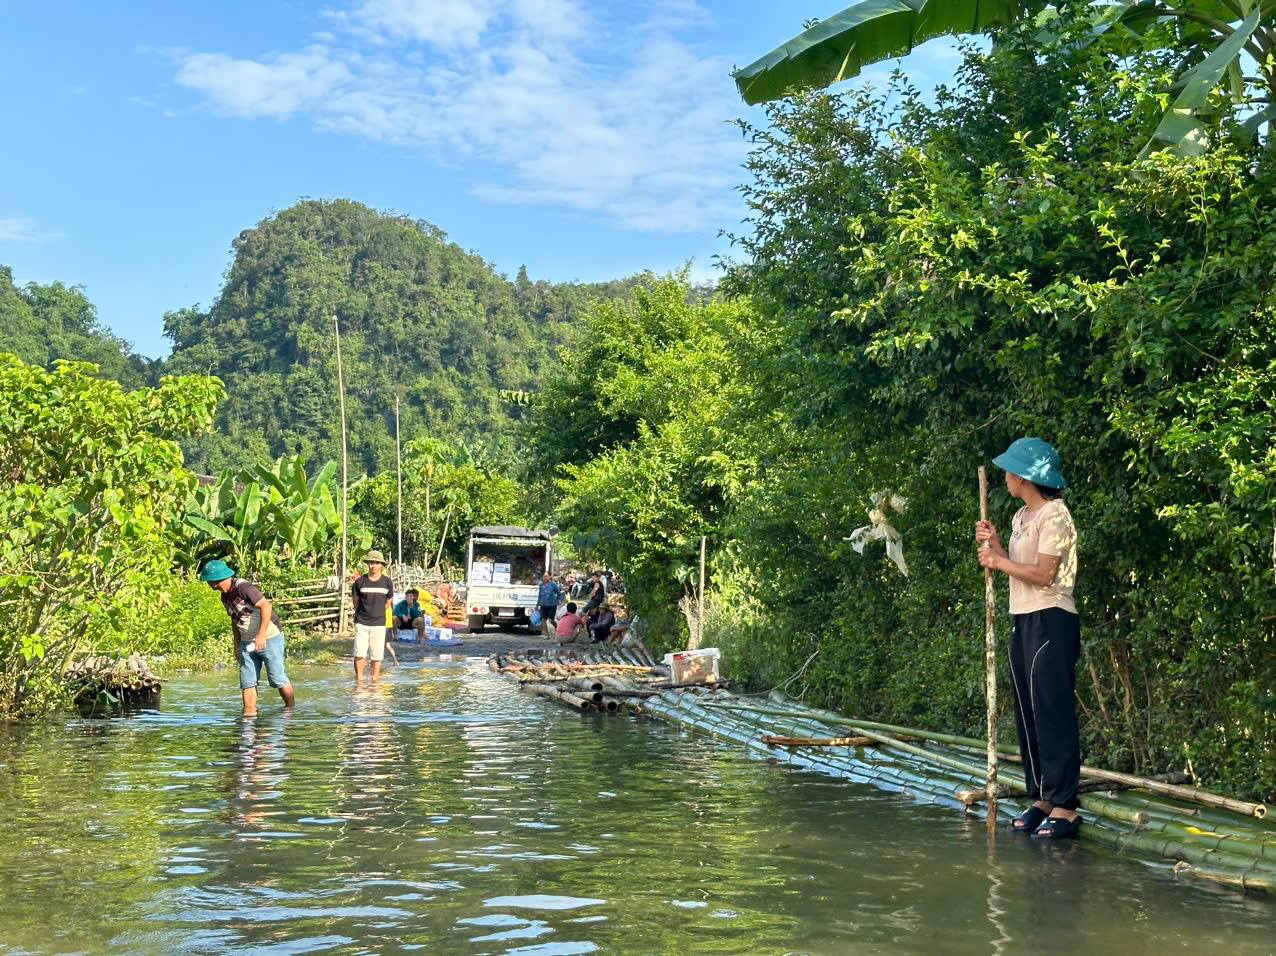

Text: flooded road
xmin=0 ymin=659 xmax=1272 ymax=954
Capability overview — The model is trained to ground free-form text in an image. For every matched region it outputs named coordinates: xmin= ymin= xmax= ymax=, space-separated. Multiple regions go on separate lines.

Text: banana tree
xmin=734 ymin=0 xmax=1275 ymax=156
xmin=178 ymin=455 xmax=348 ymax=571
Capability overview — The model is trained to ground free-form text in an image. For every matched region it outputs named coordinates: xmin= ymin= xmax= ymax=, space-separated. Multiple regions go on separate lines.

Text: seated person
xmin=606 ymin=610 xmax=636 ymax=644
xmin=393 ymin=589 xmax=427 ymax=639
xmin=555 ymin=602 xmax=587 ymax=642
xmin=587 ymin=605 xmax=616 ymax=644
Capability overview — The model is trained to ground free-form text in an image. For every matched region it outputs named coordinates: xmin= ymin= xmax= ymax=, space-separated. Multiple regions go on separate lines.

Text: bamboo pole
xmin=718 ymin=698 xmax=1270 ymax=821
xmin=637 ymin=692 xmax=1276 ymax=890
xmin=272 ymin=592 xmax=341 ymax=607
xmin=691 ymin=534 xmax=706 ymax=650
xmin=763 ymin=734 xmax=918 ymax=748
xmin=978 ymin=465 xmax=998 ymax=834
xmin=284 ymin=611 xmax=342 ymax=626
xmin=333 ymin=314 xmax=349 ymax=636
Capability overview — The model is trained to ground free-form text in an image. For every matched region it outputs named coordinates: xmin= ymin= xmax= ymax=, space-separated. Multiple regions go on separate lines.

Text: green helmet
xmin=199 ymin=559 xmax=235 ymax=582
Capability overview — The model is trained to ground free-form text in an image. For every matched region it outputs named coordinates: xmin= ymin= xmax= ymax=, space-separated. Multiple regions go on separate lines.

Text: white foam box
xmin=663 ymin=647 xmax=721 ymax=686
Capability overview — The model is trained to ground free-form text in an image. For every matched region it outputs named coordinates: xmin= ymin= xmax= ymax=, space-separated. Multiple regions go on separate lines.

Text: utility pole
xmin=334 ymin=314 xmax=349 ymax=635
xmin=395 ymin=394 xmax=403 ymax=566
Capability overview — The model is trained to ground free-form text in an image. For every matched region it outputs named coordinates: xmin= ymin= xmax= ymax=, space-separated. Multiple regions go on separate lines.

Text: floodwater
xmin=0 ymin=660 xmax=1272 ymax=955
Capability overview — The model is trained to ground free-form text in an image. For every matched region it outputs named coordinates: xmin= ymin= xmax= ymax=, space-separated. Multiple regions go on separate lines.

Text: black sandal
xmin=1033 ymin=815 xmax=1082 ymax=839
xmin=1012 ymin=806 xmax=1048 ymax=833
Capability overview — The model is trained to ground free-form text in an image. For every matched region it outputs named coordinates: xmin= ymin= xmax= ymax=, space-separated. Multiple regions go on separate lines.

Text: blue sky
xmin=0 ymin=1 xmax=958 ymax=358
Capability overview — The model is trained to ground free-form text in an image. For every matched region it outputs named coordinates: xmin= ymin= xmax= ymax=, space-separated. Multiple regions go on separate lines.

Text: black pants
xmin=538 ymin=604 xmax=557 ymax=623
xmin=1009 ymin=608 xmax=1081 ymax=810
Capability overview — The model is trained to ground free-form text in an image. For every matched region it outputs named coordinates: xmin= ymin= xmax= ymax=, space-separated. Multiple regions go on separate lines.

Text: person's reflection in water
xmin=338 ymin=679 xmax=407 ymax=831
xmin=231 ymin=712 xmax=291 ymax=832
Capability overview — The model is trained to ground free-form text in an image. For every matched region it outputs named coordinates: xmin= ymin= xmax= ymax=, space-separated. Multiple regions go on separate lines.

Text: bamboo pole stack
xmin=488 ymin=646 xmax=683 ymax=713
xmin=64 ymin=653 xmax=162 ymax=714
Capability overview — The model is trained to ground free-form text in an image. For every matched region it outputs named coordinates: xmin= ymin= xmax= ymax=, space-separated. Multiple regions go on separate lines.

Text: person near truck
xmin=200 ymin=559 xmax=295 ymax=717
xmin=555 ymin=603 xmax=588 ymax=642
xmin=537 ymin=573 xmax=561 ymax=637
xmin=352 ymin=550 xmax=394 ymax=680
xmin=394 ymin=588 xmax=427 ymax=640
xmin=587 ymin=604 xmax=616 ymax=643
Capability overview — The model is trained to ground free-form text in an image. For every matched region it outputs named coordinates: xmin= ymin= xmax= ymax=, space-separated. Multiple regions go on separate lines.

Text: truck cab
xmin=464 ymin=526 xmax=553 ymax=632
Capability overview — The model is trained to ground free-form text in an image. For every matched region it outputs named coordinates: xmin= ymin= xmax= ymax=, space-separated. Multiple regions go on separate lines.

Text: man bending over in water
xmin=200 ymin=559 xmax=295 ymax=717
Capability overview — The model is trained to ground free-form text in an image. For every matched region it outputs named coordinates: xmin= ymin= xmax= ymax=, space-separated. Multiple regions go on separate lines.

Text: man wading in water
xmin=975 ymin=438 xmax=1082 ymax=839
xmin=201 ymin=559 xmax=295 ymax=717
xmin=351 ymin=550 xmax=394 ymax=680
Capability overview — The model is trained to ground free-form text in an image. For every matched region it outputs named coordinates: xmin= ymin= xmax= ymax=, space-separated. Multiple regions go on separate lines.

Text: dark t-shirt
xmin=220 ymin=579 xmax=282 ymax=643
xmin=588 ymin=608 xmax=615 ymax=639
xmin=584 ymin=580 xmax=605 ymax=608
xmin=353 ymin=573 xmax=395 ymax=626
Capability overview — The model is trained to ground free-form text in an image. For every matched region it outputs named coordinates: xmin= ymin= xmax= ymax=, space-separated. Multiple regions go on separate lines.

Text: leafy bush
xmin=100 ymin=576 xmax=230 ymax=670
xmin=0 ymin=355 xmax=222 ymax=715
xmin=529 ymin=29 xmax=1275 ymax=799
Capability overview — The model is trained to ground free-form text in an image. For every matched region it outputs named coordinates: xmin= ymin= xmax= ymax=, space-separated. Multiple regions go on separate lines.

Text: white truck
xmin=464 ymin=526 xmax=554 ymax=632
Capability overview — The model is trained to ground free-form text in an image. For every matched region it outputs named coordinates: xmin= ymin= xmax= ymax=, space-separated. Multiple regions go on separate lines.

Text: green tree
xmin=0 ymin=355 xmax=222 ymax=715
xmin=0 ymin=266 xmax=150 ymax=387
xmin=735 ymin=0 xmax=1276 ymax=155
xmin=351 ymin=438 xmax=526 ymax=566
xmin=721 ymin=33 xmax=1275 ymax=797
xmin=526 ymin=276 xmax=762 ymax=637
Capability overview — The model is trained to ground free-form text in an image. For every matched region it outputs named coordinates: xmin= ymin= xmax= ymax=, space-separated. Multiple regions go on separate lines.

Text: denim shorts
xmin=239 ymin=633 xmax=290 ymax=690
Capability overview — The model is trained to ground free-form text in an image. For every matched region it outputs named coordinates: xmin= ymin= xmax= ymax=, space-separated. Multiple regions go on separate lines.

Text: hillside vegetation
xmin=1 ymin=199 xmax=637 ymax=475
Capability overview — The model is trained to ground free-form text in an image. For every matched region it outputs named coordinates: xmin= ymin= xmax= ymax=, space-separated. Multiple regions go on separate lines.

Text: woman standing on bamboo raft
xmin=975 ymin=437 xmax=1082 ymax=839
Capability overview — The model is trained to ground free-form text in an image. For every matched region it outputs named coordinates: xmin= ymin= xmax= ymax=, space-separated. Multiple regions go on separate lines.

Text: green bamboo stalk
xmin=644 ymin=693 xmax=1274 ymax=893
xmin=734 ymin=697 xmax=1270 ymax=821
xmin=1171 ymin=862 xmax=1276 ymax=894
xmin=665 ymin=694 xmax=980 ymax=812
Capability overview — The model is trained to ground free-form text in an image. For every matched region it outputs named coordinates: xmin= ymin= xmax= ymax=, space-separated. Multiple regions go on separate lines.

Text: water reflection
xmin=0 ymin=663 xmax=1271 ymax=954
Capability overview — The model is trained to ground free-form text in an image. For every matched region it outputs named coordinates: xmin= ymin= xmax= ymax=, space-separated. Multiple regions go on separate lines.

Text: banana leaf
xmin=183 ymin=515 xmax=233 ymax=542
xmin=734 ymin=0 xmax=1025 ymax=105
xmin=1138 ymin=5 xmax=1262 ymax=157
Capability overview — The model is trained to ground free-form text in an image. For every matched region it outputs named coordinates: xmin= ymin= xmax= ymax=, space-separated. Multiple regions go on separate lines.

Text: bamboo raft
xmin=489 ymin=649 xmax=1276 ymax=896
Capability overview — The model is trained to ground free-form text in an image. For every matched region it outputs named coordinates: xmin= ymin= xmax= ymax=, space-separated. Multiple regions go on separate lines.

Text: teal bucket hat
xmin=992 ymin=437 xmax=1067 ymax=489
xmin=199 ymin=559 xmax=235 ymax=582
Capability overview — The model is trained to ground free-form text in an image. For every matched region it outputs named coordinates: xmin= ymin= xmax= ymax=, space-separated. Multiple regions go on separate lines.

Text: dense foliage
xmin=161 ymin=199 xmax=636 ymax=474
xmin=351 ymin=437 xmax=527 ymax=567
xmin=530 ymin=25 xmax=1275 ymax=799
xmin=524 ymin=276 xmax=763 ymax=637
xmin=0 ymin=267 xmax=150 ymax=388
xmin=0 ymin=355 xmax=222 ymax=715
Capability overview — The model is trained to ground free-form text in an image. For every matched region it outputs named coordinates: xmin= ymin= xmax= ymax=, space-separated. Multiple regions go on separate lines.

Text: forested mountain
xmin=2 ymin=199 xmax=640 ymax=474
xmin=0 ymin=266 xmax=150 ymax=388
xmin=157 ymin=199 xmax=635 ymax=473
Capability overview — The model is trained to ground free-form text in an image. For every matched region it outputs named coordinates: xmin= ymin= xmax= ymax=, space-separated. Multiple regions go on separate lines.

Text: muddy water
xmin=0 ymin=660 xmax=1271 ymax=954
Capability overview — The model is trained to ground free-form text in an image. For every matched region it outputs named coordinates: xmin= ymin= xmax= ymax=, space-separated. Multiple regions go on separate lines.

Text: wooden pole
xmin=395 ymin=394 xmax=403 ymax=566
xmin=697 ymin=534 xmax=707 ymax=649
xmin=334 ymin=315 xmax=349 ymax=636
xmin=979 ymin=465 xmax=999 ymax=833
xmin=433 ymin=501 xmax=454 ymax=571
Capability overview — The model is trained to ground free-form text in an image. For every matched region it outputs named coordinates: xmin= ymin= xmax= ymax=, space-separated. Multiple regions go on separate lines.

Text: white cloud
xmin=351 ymin=0 xmax=498 ymax=48
xmin=0 ymin=217 xmax=50 ymax=243
xmin=175 ymin=47 xmax=350 ymax=118
xmin=168 ymin=0 xmax=748 ymax=233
